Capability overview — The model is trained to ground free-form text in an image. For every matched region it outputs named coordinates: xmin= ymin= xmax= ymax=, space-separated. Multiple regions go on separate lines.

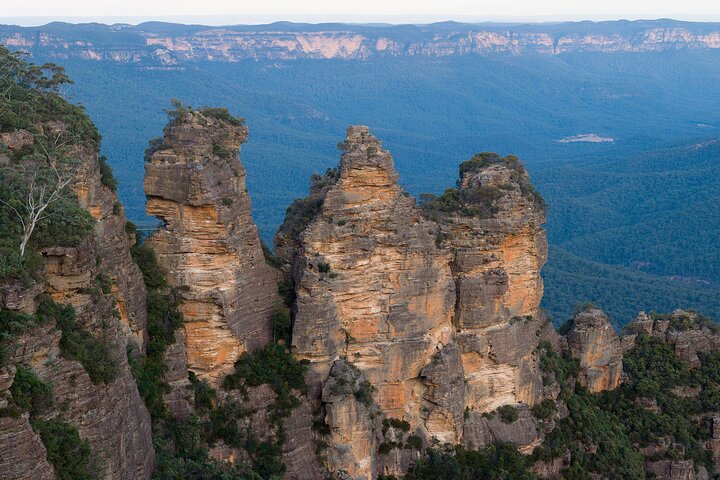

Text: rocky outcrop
xmin=144 ymin=109 xmax=279 ymax=386
xmin=277 ymin=126 xmax=553 ymax=479
xmin=626 ymin=310 xmax=720 ymax=368
xmin=566 ymin=307 xmax=623 ymax=393
xmin=280 ymin=126 xmax=458 ymax=478
xmin=463 ymin=405 xmax=542 ymax=453
xmin=0 ymin=128 xmax=154 ymax=478
xmin=645 ymin=459 xmax=706 ymax=480
xmin=73 ymin=143 xmax=149 ymax=351
xmin=4 ymin=21 xmax=720 ymax=64
xmin=437 ymin=152 xmax=551 ymax=412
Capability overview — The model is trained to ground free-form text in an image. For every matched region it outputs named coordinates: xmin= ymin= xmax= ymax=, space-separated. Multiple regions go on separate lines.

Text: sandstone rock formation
xmin=566 ymin=307 xmax=623 ymax=393
xmin=144 ymin=109 xmax=279 ymax=385
xmin=276 ymin=126 xmax=554 ymax=479
xmin=0 ymin=129 xmax=154 ymax=479
xmin=626 ymin=310 xmax=720 ymax=368
xmin=437 ymin=152 xmax=551 ymax=413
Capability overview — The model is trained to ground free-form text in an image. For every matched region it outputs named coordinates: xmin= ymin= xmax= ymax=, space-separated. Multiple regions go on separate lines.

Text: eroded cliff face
xmin=277 ymin=126 xmax=555 ymax=479
xmin=0 ymin=127 xmax=153 ymax=479
xmin=566 ymin=307 xmax=623 ymax=393
xmin=438 ymin=154 xmax=551 ymax=416
xmin=144 ymin=110 xmax=279 ymax=386
xmin=3 ymin=22 xmax=720 ymax=64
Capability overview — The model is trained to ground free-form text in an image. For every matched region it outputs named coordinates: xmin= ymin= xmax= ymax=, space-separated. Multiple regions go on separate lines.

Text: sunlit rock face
xmin=567 ymin=307 xmax=623 ymax=393
xmin=437 ymin=152 xmax=551 ymax=413
xmin=277 ymin=126 xmax=554 ymax=479
xmin=144 ymin=110 xmax=279 ymax=386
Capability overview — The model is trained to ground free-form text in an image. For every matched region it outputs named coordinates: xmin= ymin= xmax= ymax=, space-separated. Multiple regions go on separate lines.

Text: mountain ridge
xmin=3 ymin=19 xmax=720 ymax=63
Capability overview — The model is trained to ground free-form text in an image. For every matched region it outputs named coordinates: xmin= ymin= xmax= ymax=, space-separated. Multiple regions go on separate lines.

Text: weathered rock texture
xmin=276 ymin=126 xmax=554 ymax=479
xmin=439 ymin=153 xmax=551 ymax=414
xmin=645 ymin=459 xmax=705 ymax=480
xmin=144 ymin=110 xmax=279 ymax=385
xmin=464 ymin=404 xmax=545 ymax=455
xmin=626 ymin=310 xmax=720 ymax=368
xmin=0 ymin=127 xmax=154 ymax=479
xmin=566 ymin=307 xmax=623 ymax=393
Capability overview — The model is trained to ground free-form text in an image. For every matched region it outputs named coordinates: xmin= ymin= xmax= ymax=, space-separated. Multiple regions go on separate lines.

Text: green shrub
xmin=379 ymin=441 xmax=396 ymax=454
xmin=0 ymin=245 xmax=43 ymax=285
xmin=212 ymin=143 xmax=233 ymax=159
xmin=384 ymin=417 xmax=411 ymax=432
xmin=30 ymin=198 xmax=95 ymax=250
xmin=131 ymin=243 xmax=168 ymax=290
xmin=0 ymin=406 xmax=23 ymax=418
xmin=199 ymin=107 xmax=245 ymax=126
xmin=537 ymin=341 xmax=579 ymax=396
xmin=98 ymin=155 xmax=117 ymax=192
xmin=270 ymin=302 xmax=292 ymax=344
xmin=223 ymin=342 xmax=306 ymax=393
xmin=251 ymin=439 xmax=286 ymax=479
xmin=405 ymin=435 xmax=424 ymax=450
xmin=223 ymin=342 xmax=308 ymax=425
xmin=10 ymin=365 xmax=53 ymax=415
xmin=37 ymin=297 xmax=117 ymax=384
xmin=497 ymin=405 xmax=519 ymax=424
xmin=311 ymin=418 xmax=332 ymax=436
xmin=531 ymin=399 xmax=556 ymax=420
xmin=405 ymin=443 xmax=536 ymax=480
xmin=354 ymin=380 xmax=375 ymax=407
xmin=128 ymin=241 xmax=183 ymax=420
xmin=169 ymin=415 xmax=207 ymax=461
xmin=189 ymin=371 xmax=216 ymax=412
xmin=32 ymin=419 xmax=92 ymax=480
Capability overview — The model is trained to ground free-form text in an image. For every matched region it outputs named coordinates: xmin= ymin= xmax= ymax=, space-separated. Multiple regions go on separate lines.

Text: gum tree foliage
xmin=0 ymin=46 xmax=97 ymax=279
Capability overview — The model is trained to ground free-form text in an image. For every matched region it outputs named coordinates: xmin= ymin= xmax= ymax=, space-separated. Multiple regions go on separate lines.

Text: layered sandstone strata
xmin=0 ymin=127 xmax=154 ymax=479
xmin=282 ymin=127 xmax=458 ymax=478
xmin=436 ymin=152 xmax=551 ymax=413
xmin=277 ymin=126 xmax=554 ymax=479
xmin=566 ymin=307 xmax=623 ymax=393
xmin=144 ymin=109 xmax=278 ymax=385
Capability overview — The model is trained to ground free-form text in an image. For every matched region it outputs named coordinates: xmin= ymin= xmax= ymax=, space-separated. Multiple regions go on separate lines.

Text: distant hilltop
xmin=2 ymin=19 xmax=720 ymax=63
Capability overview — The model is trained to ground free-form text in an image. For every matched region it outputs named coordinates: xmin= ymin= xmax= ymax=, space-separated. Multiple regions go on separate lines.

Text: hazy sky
xmin=3 ymin=0 xmax=720 ymax=25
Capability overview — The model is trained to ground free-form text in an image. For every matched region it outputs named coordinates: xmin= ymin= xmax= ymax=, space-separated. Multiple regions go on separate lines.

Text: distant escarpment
xmin=2 ymin=20 xmax=720 ymax=65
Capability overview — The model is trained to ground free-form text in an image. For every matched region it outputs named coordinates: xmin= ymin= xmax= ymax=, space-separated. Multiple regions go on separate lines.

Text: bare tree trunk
xmin=0 ymin=165 xmax=73 ymax=257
